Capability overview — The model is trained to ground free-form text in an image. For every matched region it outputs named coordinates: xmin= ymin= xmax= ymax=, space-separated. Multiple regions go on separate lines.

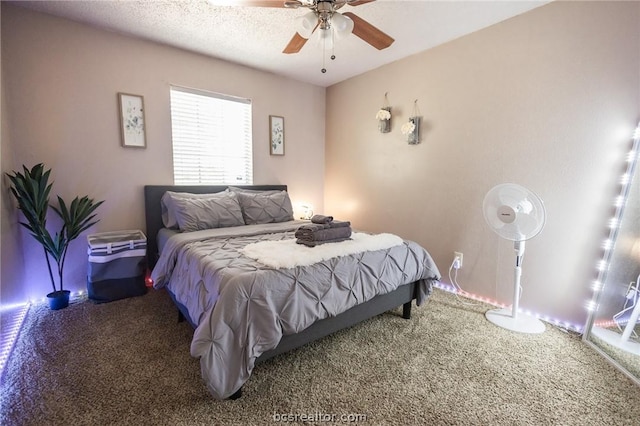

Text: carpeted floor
xmin=1 ymin=288 xmax=639 ymax=425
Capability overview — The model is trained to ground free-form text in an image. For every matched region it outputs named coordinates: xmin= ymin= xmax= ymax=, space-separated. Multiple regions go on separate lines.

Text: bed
xmin=144 ymin=185 xmax=441 ymax=400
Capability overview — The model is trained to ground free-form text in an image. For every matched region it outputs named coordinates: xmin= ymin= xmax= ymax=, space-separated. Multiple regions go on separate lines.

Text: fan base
xmin=485 ymin=308 xmax=546 ymax=334
xmin=590 ymin=327 xmax=640 ymax=355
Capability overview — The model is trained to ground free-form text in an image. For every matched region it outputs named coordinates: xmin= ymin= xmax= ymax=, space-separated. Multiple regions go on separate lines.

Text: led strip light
xmin=433 ymin=281 xmax=584 ymax=332
xmin=0 ymin=304 xmax=29 ymax=380
xmin=0 ymin=291 xmax=86 ymax=380
xmin=584 ymin=122 xmax=640 ymax=334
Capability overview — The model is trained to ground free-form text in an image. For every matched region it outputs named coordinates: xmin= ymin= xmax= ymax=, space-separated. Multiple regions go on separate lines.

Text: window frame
xmin=169 ymin=85 xmax=253 ymax=185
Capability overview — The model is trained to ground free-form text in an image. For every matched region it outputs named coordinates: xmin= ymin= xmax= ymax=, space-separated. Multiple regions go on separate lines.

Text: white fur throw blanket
xmin=240 ymin=232 xmax=404 ymax=269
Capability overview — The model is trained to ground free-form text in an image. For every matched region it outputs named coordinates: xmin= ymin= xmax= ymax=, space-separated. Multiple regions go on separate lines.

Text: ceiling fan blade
xmin=283 ymin=32 xmax=309 ymax=54
xmin=347 ymin=0 xmax=376 ymax=6
xmin=207 ymin=0 xmax=288 ymax=7
xmin=342 ymin=11 xmax=394 ymax=50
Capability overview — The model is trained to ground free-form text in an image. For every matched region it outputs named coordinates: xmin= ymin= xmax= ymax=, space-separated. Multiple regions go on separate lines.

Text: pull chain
xmin=320 ymin=29 xmax=336 ymax=73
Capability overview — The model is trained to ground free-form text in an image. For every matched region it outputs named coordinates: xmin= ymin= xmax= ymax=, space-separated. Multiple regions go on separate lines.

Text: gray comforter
xmin=151 ymin=221 xmax=441 ymax=399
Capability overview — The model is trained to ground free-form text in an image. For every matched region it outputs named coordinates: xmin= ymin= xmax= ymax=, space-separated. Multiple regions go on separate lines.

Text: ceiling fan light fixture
xmin=332 ymin=12 xmax=354 ymax=38
xmin=311 ymin=27 xmax=334 ymax=50
xmin=284 ymin=0 xmax=303 ymax=8
xmin=297 ymin=11 xmax=317 ymax=38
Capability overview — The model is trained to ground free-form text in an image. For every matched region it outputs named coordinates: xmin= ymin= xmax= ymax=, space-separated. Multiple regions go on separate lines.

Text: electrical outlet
xmin=454 ymin=251 xmax=463 ymax=269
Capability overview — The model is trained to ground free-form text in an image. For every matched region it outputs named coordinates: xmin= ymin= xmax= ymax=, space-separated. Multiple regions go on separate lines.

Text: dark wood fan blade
xmin=342 ymin=11 xmax=394 ymax=50
xmin=208 ymin=0 xmax=287 ymax=7
xmin=348 ymin=0 xmax=376 ymax=6
xmin=283 ymin=32 xmax=308 ymax=54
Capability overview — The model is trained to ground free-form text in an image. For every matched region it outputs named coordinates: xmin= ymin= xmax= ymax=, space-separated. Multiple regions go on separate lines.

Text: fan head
xmin=282 ymin=1 xmax=394 ymax=53
xmin=483 ymin=183 xmax=546 ymax=241
xmin=209 ymin=1 xmax=394 ymax=54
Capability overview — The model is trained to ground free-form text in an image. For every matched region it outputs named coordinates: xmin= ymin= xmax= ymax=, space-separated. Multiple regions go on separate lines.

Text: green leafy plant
xmin=7 ymin=163 xmax=104 ymax=294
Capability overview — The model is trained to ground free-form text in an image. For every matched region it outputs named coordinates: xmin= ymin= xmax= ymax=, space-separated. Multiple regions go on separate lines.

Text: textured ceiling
xmin=10 ymin=0 xmax=550 ymax=87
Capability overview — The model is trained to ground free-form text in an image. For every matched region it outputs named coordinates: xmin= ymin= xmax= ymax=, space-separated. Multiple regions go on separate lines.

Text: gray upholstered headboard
xmin=143 ymin=185 xmax=288 ymax=267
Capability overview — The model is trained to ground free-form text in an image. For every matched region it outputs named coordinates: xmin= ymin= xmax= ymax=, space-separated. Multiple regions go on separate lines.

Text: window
xmin=170 ymin=86 xmax=252 ymax=185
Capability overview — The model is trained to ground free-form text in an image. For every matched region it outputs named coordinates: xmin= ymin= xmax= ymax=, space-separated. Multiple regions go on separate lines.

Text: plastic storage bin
xmin=87 ymin=230 xmax=147 ymax=303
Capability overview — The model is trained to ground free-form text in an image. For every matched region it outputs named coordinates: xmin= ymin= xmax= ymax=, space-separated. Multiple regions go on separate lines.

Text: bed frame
xmin=144 ymin=185 xmax=420 ymax=399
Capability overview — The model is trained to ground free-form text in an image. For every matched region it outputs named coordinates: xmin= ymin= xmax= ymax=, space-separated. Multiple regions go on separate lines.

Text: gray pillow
xmin=235 ymin=190 xmax=294 ymax=225
xmin=163 ymin=191 xmax=245 ymax=232
xmin=161 ymin=190 xmax=230 ymax=229
xmin=227 ymin=186 xmax=283 ymax=195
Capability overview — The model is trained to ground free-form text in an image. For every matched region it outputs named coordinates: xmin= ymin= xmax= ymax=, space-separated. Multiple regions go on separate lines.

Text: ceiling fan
xmin=209 ymin=0 xmax=394 ymax=54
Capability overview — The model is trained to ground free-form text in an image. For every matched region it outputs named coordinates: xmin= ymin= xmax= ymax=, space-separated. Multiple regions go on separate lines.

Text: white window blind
xmin=170 ymin=86 xmax=253 ymax=185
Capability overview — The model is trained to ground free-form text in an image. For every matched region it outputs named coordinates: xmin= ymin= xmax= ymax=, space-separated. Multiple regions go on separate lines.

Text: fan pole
xmin=485 ymin=238 xmax=546 ymax=333
xmin=511 ymin=240 xmax=525 ymax=319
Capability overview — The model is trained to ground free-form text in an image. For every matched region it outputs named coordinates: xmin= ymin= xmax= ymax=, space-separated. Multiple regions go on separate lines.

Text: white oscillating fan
xmin=483 ymin=183 xmax=547 ymax=334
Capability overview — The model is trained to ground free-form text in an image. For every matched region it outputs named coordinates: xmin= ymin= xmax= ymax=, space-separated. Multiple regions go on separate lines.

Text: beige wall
xmin=0 ymin=4 xmax=325 ymax=304
xmin=326 ymin=1 xmax=640 ymax=326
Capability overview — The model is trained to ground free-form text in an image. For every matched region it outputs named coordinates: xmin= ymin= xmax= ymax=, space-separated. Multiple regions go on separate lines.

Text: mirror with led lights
xmin=584 ymin=123 xmax=640 ymax=384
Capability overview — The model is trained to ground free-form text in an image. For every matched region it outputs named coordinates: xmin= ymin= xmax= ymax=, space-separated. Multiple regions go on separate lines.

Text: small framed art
xmin=269 ymin=115 xmax=284 ymax=156
xmin=118 ymin=93 xmax=146 ymax=148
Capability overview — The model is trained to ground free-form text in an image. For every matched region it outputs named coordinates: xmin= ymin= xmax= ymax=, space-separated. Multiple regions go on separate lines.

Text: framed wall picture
xmin=118 ymin=93 xmax=146 ymax=148
xmin=269 ymin=115 xmax=284 ymax=156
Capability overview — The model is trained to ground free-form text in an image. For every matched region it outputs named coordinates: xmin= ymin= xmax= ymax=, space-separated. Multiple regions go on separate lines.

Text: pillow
xmin=162 ymin=191 xmax=245 ymax=232
xmin=227 ymin=186 xmax=283 ymax=195
xmin=161 ymin=191 xmax=227 ymax=229
xmin=234 ymin=190 xmax=294 ymax=225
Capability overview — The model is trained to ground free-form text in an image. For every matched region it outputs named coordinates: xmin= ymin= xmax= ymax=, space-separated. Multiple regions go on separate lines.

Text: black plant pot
xmin=47 ymin=290 xmax=71 ymax=310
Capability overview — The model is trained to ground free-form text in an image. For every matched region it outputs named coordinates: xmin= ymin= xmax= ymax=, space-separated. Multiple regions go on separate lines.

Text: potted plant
xmin=7 ymin=163 xmax=104 ymax=310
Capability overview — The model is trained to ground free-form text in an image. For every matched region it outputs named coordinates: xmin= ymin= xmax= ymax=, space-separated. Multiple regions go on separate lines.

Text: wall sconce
xmin=401 ymin=99 xmax=421 ymax=144
xmin=375 ymin=92 xmax=391 ymax=133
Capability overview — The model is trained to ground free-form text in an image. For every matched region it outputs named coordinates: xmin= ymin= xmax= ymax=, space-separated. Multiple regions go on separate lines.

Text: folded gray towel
xmin=295 ymin=223 xmax=329 ymax=238
xmin=328 ymin=220 xmax=350 ymax=229
xmin=296 ymin=237 xmax=352 ymax=247
xmin=311 ymin=214 xmax=334 ymax=224
xmin=295 ymin=226 xmax=352 ymax=242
